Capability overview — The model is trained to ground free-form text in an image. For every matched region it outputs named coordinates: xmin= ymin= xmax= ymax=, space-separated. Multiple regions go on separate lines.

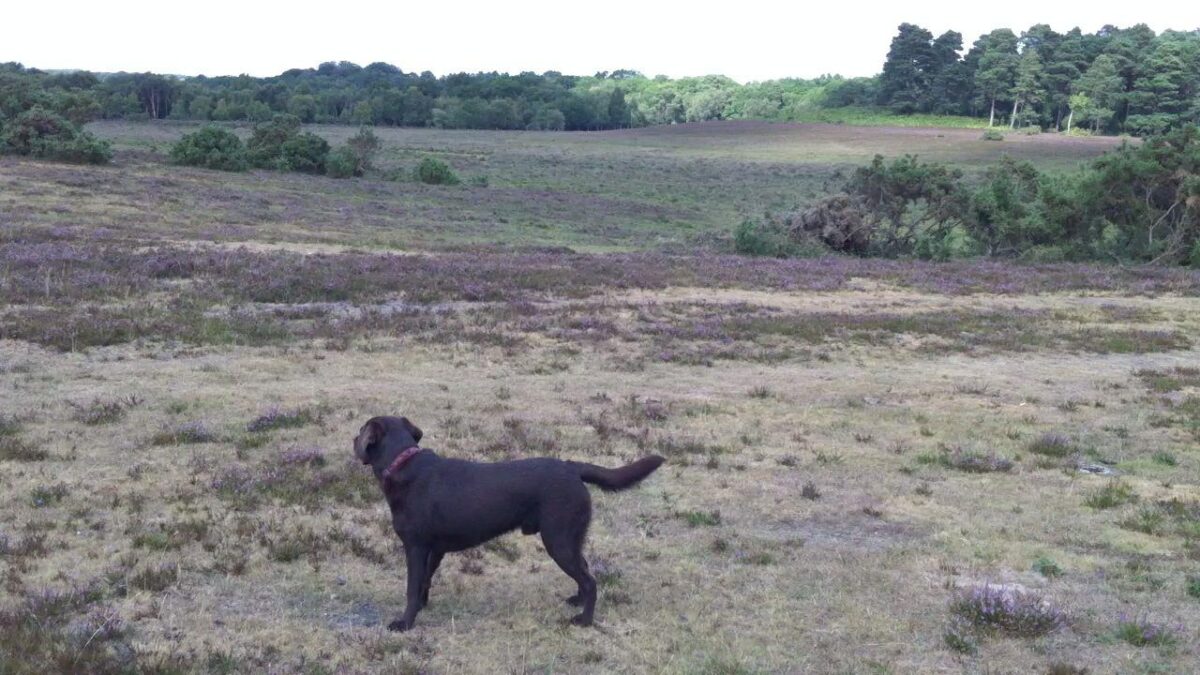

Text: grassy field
xmin=2 ymin=122 xmax=1198 ymax=674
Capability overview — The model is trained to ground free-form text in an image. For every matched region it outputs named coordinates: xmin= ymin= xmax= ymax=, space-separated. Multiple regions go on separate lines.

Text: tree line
xmin=876 ymin=23 xmax=1200 ymax=135
xmin=2 ymin=23 xmax=1197 ymax=136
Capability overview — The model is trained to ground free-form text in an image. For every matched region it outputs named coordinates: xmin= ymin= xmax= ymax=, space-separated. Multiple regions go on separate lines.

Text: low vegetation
xmin=1 ymin=113 xmax=1198 ymax=673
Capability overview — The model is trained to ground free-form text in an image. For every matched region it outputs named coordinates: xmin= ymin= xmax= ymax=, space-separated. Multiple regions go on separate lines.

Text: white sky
xmin=5 ymin=1 xmax=1197 ymax=82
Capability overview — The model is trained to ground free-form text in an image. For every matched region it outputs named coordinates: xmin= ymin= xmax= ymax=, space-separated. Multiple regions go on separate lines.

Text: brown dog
xmin=354 ymin=415 xmax=664 ymax=631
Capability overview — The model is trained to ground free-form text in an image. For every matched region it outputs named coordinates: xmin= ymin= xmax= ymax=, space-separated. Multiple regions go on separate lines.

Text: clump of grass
xmin=1084 ymin=480 xmax=1136 ymax=509
xmin=1026 ymin=432 xmax=1074 ymax=458
xmin=739 ymin=552 xmax=775 ymax=566
xmin=747 ymin=386 xmax=772 ymax=399
xmin=30 ymin=483 xmax=70 ymax=507
xmin=0 ymin=435 xmax=48 ymax=461
xmin=0 ymin=531 xmax=48 ymax=559
xmin=1151 ymin=451 xmax=1176 ymax=466
xmin=262 ymin=526 xmax=325 ymax=564
xmin=925 ymin=447 xmax=1014 ymax=473
xmin=590 ymin=557 xmax=623 ymax=587
xmin=950 ymin=584 xmax=1065 ymax=637
xmin=813 ymin=450 xmax=844 ymax=466
xmin=800 ymin=482 xmax=821 ymax=500
xmin=676 ymin=510 xmax=722 ymax=527
xmin=0 ymin=413 xmax=26 ymax=436
xmin=942 ymin=621 xmax=978 ymax=655
xmin=1185 ymin=575 xmax=1200 ymax=599
xmin=151 ymin=420 xmax=216 ymax=445
xmin=481 ymin=417 xmax=561 ymax=457
xmin=483 ymin=538 xmax=520 ymax=562
xmin=1135 ymin=366 xmax=1200 ymax=393
xmin=1124 ymin=499 xmax=1200 ymax=539
xmin=1033 ymin=556 xmax=1064 ymax=578
xmin=1115 ymin=614 xmax=1180 ymax=647
xmin=0 ymin=582 xmax=130 ymax=672
xmin=981 ymin=129 xmax=1005 ymax=141
xmin=69 ymin=394 xmax=142 ymax=425
xmin=130 ymin=562 xmax=179 ymax=592
xmin=1118 ymin=506 xmax=1168 ymax=536
xmin=246 ymin=405 xmax=321 ymax=433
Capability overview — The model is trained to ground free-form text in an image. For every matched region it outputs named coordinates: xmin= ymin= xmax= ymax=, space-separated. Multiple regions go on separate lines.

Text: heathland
xmin=1 ymin=120 xmax=1198 ymax=673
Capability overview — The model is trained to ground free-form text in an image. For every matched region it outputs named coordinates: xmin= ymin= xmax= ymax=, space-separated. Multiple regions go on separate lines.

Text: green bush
xmin=345 ymin=127 xmax=380 ymax=173
xmin=169 ymin=126 xmax=248 ymax=171
xmin=325 ymin=146 xmax=358 ymax=178
xmin=734 ymin=219 xmax=794 ymax=257
xmin=0 ymin=107 xmax=111 ymax=164
xmin=981 ymin=129 xmax=1005 ymax=141
xmin=414 ymin=157 xmax=459 ymax=185
xmin=247 ymin=114 xmax=301 ymax=166
xmin=276 ymin=132 xmax=329 ymax=174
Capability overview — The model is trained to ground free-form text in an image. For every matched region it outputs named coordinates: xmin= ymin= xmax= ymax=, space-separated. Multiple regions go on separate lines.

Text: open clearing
xmin=1 ymin=122 xmax=1197 ymax=674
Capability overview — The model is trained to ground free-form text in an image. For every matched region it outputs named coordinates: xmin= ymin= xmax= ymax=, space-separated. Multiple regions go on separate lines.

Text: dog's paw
xmin=569 ymin=613 xmax=593 ymax=627
xmin=387 ymin=618 xmax=412 ymax=632
xmin=564 ymin=594 xmax=583 ymax=607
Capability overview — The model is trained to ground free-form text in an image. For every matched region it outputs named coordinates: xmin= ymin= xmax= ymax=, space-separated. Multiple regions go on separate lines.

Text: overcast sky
xmin=5 ymin=1 xmax=1197 ymax=82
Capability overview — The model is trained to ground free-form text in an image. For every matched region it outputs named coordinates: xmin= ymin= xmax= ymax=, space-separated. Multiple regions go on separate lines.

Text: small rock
xmin=1077 ymin=463 xmax=1117 ymax=476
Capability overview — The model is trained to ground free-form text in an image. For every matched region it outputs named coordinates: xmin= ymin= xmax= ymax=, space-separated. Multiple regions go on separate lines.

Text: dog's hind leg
xmin=542 ymin=509 xmax=596 ymax=626
xmin=420 ymin=549 xmax=444 ymax=608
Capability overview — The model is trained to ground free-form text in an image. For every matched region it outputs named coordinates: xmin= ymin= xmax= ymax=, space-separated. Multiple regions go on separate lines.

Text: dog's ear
xmin=353 ymin=419 xmax=382 ymax=463
xmin=400 ymin=417 xmax=423 ymax=444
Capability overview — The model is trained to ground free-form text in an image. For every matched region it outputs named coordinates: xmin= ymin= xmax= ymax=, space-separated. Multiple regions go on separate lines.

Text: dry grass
xmin=1 ymin=122 xmax=1197 ymax=673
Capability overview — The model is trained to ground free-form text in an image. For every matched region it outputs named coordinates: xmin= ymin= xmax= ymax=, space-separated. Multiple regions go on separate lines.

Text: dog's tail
xmin=570 ymin=456 xmax=665 ymax=492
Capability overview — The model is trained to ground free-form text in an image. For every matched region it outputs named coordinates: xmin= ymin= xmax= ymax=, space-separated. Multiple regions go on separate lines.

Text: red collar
xmin=381 ymin=446 xmax=422 ymax=479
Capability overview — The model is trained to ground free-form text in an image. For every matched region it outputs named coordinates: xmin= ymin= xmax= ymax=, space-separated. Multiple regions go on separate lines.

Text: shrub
xmin=981 ymin=128 xmax=1005 ymax=141
xmin=69 ymin=395 xmax=142 ymax=425
xmin=1033 ymin=556 xmax=1064 ymax=578
xmin=0 ymin=107 xmax=111 ymax=164
xmin=325 ymin=146 xmax=359 ymax=178
xmin=414 ymin=157 xmax=459 ymax=185
xmin=733 ymin=219 xmax=796 ymax=257
xmin=345 ymin=126 xmax=380 ymax=173
xmin=950 ymin=584 xmax=1065 ymax=637
xmin=1115 ymin=614 xmax=1180 ymax=647
xmin=246 ymin=114 xmax=302 ymax=168
xmin=169 ymin=126 xmax=248 ymax=171
xmin=277 ymin=132 xmax=329 ymax=174
xmin=0 ymin=435 xmax=47 ymax=461
xmin=1026 ymin=432 xmax=1074 ymax=458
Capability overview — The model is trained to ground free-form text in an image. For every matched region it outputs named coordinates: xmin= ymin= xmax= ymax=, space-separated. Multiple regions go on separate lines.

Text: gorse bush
xmin=169 ymin=126 xmax=248 ymax=171
xmin=277 ymin=132 xmax=329 ymax=174
xmin=0 ymin=107 xmax=111 ymax=164
xmin=414 ymin=157 xmax=459 ymax=185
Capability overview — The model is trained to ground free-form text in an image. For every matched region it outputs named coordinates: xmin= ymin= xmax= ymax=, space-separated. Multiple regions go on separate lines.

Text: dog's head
xmin=353 ymin=416 xmax=423 ymax=465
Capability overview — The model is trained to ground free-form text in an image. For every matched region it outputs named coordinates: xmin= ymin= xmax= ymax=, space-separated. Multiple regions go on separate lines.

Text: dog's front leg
xmin=388 ymin=544 xmax=429 ymax=632
xmin=420 ymin=549 xmax=444 ymax=608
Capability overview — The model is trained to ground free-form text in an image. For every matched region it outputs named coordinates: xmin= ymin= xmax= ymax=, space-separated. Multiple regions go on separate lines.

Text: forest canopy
xmin=1 ymin=23 xmax=1196 ymax=134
